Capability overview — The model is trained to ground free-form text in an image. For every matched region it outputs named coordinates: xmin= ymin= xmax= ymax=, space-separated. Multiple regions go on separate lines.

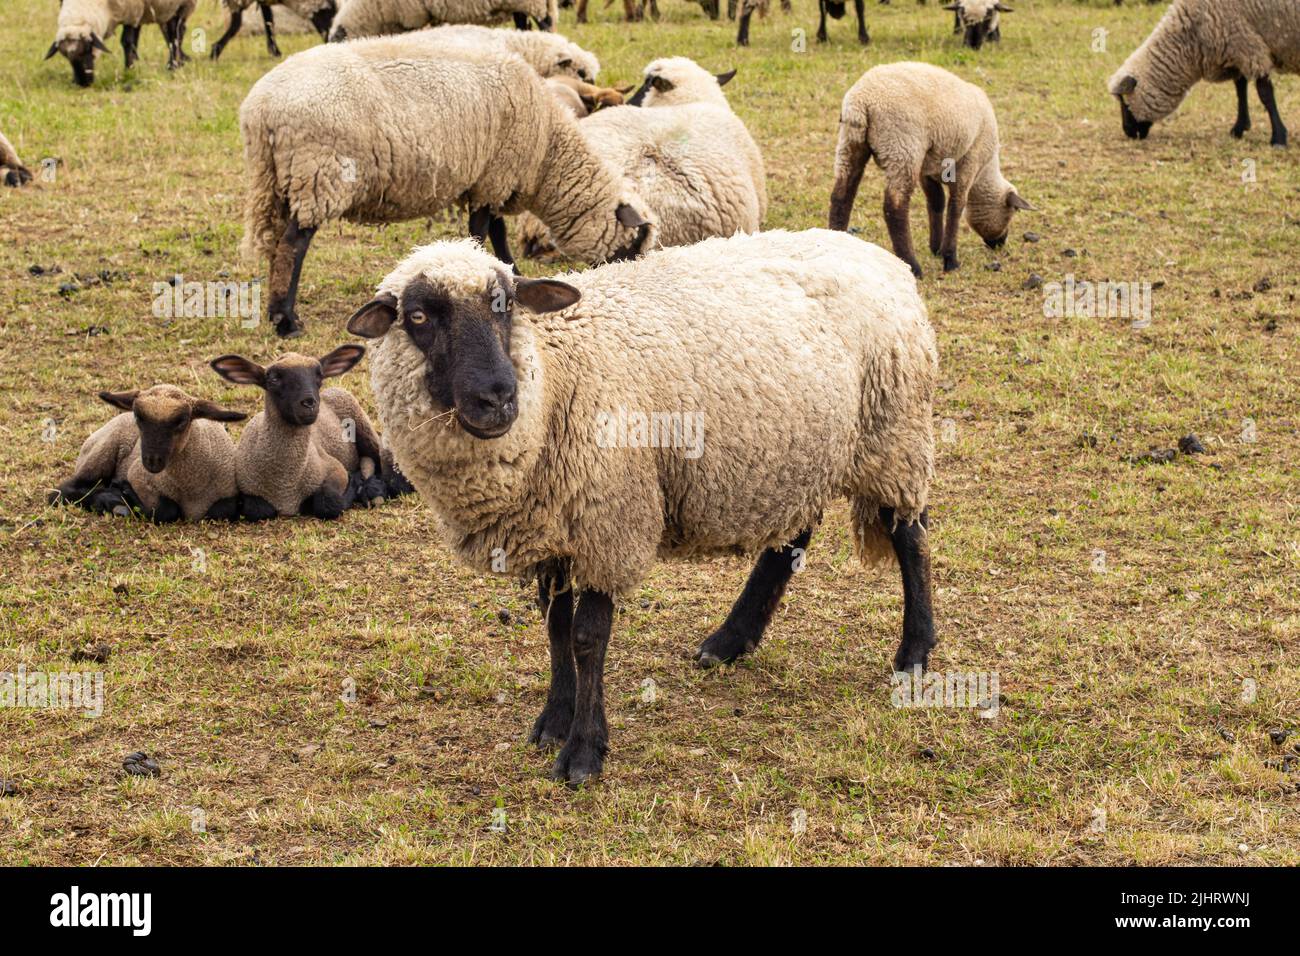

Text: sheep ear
xmin=616 ymin=203 xmax=649 ymax=229
xmin=99 ymin=389 xmax=139 ymax=411
xmin=715 ymin=69 xmax=736 ymax=87
xmin=993 ymin=2 xmax=1012 ymax=11
xmin=942 ymin=2 xmax=961 ymax=9
xmin=514 ymin=278 xmax=582 ymax=315
xmin=1007 ymin=191 xmax=1034 ymax=212
xmin=191 ymin=400 xmax=247 ymax=423
xmin=91 ymin=33 xmax=109 ymax=53
xmin=319 ymin=343 xmax=366 ymax=378
xmin=346 ymin=294 xmax=398 ymax=338
xmin=1114 ymin=75 xmax=1137 ymax=95
xmin=45 ymin=42 xmax=60 ymax=60
xmin=210 ymin=355 xmax=266 ymax=387
xmin=617 ymin=84 xmax=635 ymax=95
xmin=557 ymin=57 xmax=572 ymax=68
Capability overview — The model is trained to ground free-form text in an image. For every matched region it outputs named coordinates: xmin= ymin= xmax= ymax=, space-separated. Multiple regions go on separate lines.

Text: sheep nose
xmin=475 ymin=384 xmax=517 ymax=414
xmin=142 ymin=455 xmax=166 ymax=473
xmin=300 ymin=396 xmax=317 ymax=410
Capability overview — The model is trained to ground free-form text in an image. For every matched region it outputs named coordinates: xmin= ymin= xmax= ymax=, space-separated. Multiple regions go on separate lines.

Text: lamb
xmin=416 ymin=23 xmax=600 ymax=81
xmin=210 ymin=1 xmax=338 ymax=61
xmin=829 ymin=62 xmax=1032 ymax=277
xmin=521 ymin=59 xmax=765 ymax=259
xmin=238 ymin=38 xmax=655 ymax=336
xmin=344 ymin=229 xmax=938 ymax=785
xmin=738 ymin=0 xmax=866 ymax=47
xmin=50 ymin=385 xmax=246 ymax=522
xmin=0 ymin=131 xmax=32 ymax=188
xmin=546 ymin=79 xmax=588 ymax=118
xmin=45 ymin=0 xmax=197 ymax=86
xmin=210 ymin=345 xmax=390 ymax=519
xmin=1108 ymin=0 xmax=1299 ymax=146
xmin=943 ymin=0 xmax=1010 ymax=50
xmin=546 ymin=75 xmax=630 ymax=114
xmin=326 ymin=0 xmax=558 ymax=40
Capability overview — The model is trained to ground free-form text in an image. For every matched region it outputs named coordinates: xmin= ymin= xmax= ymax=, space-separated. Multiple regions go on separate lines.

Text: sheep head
xmin=627 ymin=57 xmax=735 ymax=107
xmin=944 ymin=1 xmax=1009 ymax=51
xmin=46 ymin=32 xmax=109 ymax=88
xmin=99 ymin=384 xmax=245 ymax=474
xmin=210 ymin=347 xmax=365 ymax=427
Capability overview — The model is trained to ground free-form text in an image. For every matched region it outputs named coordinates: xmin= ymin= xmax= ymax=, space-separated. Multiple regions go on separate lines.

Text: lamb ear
xmin=99 ymin=389 xmax=139 ymax=411
xmin=346 ymin=293 xmax=398 ymax=338
xmin=91 ymin=33 xmax=109 ymax=53
xmin=318 ymin=343 xmax=366 ymax=378
xmin=993 ymin=2 xmax=1012 ymax=11
xmin=715 ymin=69 xmax=736 ymax=87
xmin=1114 ymin=75 xmax=1137 ymax=96
xmin=191 ymin=400 xmax=247 ymax=423
xmin=45 ymin=42 xmax=59 ymax=60
xmin=1006 ymin=191 xmax=1034 ymax=212
xmin=617 ymin=84 xmax=635 ymax=95
xmin=616 ymin=203 xmax=649 ymax=229
xmin=514 ymin=278 xmax=582 ymax=315
xmin=209 ymin=354 xmax=266 ymax=387
xmin=942 ymin=2 xmax=961 ymax=10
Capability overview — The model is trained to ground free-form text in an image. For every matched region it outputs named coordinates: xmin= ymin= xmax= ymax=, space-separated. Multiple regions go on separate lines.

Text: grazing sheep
xmin=0 ymin=131 xmax=32 ymax=188
xmin=1108 ymin=0 xmax=1299 ymax=146
xmin=423 ymin=24 xmax=601 ymax=80
xmin=210 ymin=346 xmax=390 ymax=519
xmin=345 ymin=229 xmax=938 ymax=784
xmin=50 ymin=386 xmax=246 ymax=522
xmin=943 ymin=0 xmax=1010 ymax=50
xmin=327 ymin=0 xmax=558 ymax=40
xmin=738 ymin=0 xmax=865 ymax=47
xmin=829 ymin=61 xmax=1032 ymax=277
xmin=521 ymin=60 xmax=765 ymax=259
xmin=211 ymin=1 xmax=337 ymax=61
xmin=45 ymin=0 xmax=197 ymax=86
xmin=238 ymin=38 xmax=655 ymax=336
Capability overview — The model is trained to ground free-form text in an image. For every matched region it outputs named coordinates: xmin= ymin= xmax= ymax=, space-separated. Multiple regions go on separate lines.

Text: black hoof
xmin=528 ymin=704 xmax=572 ymax=748
xmin=273 ymin=313 xmax=304 ymax=338
xmin=893 ymin=645 xmax=932 ymax=674
xmin=694 ymin=624 xmax=755 ymax=668
xmin=1230 ymin=124 xmax=1249 ymax=139
xmin=550 ymin=738 xmax=605 ymax=787
xmin=909 ymin=262 xmax=923 ymax=279
xmin=942 ymin=254 xmax=960 ymax=272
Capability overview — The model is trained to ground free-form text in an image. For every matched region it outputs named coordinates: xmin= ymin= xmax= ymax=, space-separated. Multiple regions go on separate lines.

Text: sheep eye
xmin=408 ymin=310 xmax=428 ymax=325
xmin=652 ymin=76 xmax=673 ymax=93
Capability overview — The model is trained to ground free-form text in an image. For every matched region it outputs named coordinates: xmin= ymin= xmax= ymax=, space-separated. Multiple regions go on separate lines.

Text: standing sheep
xmin=238 ymin=38 xmax=654 ymax=337
xmin=344 ymin=229 xmax=939 ymax=785
xmin=50 ymin=386 xmax=246 ymax=522
xmin=1 ymin=131 xmax=32 ymax=187
xmin=326 ymin=0 xmax=558 ymax=40
xmin=738 ymin=0 xmax=866 ymax=47
xmin=1108 ymin=0 xmax=1298 ymax=146
xmin=828 ymin=62 xmax=1032 ymax=277
xmin=943 ymin=0 xmax=1010 ymax=50
xmin=210 ymin=1 xmax=338 ymax=61
xmin=45 ymin=0 xmax=196 ymax=86
xmin=415 ymin=23 xmax=601 ymax=80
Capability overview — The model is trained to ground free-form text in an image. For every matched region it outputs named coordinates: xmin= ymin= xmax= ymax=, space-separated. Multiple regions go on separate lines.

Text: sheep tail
xmin=828 ymin=109 xmax=870 ymax=231
xmin=850 ymin=497 xmax=898 ymax=569
xmin=238 ymin=118 xmax=285 ymax=266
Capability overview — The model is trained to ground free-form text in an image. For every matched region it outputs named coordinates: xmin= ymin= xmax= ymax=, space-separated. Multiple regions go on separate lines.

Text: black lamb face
xmin=99 ymin=386 xmax=246 ymax=473
xmin=1119 ymin=98 xmax=1152 ymax=140
xmin=210 ymin=347 xmax=365 ymax=428
xmin=47 ymin=35 xmax=105 ymax=88
xmin=964 ymin=20 xmax=990 ymax=50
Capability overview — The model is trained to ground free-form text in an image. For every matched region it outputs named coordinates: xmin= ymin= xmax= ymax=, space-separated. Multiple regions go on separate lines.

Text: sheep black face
xmin=347 ymin=277 xmax=582 ymax=440
xmin=1113 ymin=76 xmax=1154 ymax=140
xmin=46 ymin=34 xmax=108 ymax=88
xmin=100 ymin=386 xmax=246 ymax=473
xmin=210 ymin=348 xmax=366 ymax=427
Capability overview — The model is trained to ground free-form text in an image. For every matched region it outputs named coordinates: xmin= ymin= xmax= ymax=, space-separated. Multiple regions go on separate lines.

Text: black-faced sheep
xmin=46 ymin=0 xmax=196 ymax=86
xmin=943 ymin=0 xmax=1010 ymax=50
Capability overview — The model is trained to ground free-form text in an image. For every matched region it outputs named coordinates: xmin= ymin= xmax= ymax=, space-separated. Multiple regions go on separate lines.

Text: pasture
xmin=0 ymin=0 xmax=1297 ymax=865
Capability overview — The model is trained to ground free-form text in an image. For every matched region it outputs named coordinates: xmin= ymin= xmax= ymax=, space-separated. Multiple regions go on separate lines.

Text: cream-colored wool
xmin=422 ymin=24 xmax=600 ymax=80
xmin=239 ymin=40 xmax=655 ymax=267
xmin=52 ymin=0 xmax=195 ymax=49
xmin=61 ymin=386 xmax=241 ymax=521
xmin=364 ymin=230 xmax=937 ymax=597
xmin=0 ymin=131 xmax=32 ymax=187
xmin=328 ymin=0 xmax=557 ymax=40
xmin=521 ymin=57 xmax=765 ymax=256
xmin=1108 ymin=0 xmax=1300 ymax=125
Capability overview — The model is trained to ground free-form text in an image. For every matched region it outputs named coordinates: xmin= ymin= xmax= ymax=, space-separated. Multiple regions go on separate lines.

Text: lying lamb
xmin=0 ymin=131 xmax=32 ymax=188
xmin=545 ymin=75 xmax=631 ymax=116
xmin=327 ymin=0 xmax=557 ymax=40
xmin=829 ymin=61 xmax=1032 ymax=277
xmin=211 ymin=1 xmax=338 ymax=61
xmin=413 ymin=24 xmax=600 ymax=81
xmin=46 ymin=0 xmax=196 ymax=86
xmin=51 ymin=386 xmax=245 ymax=522
xmin=522 ymin=59 xmax=765 ymax=259
xmin=1109 ymin=0 xmax=1298 ymax=146
xmin=210 ymin=346 xmax=390 ymax=519
xmin=345 ymin=229 xmax=938 ymax=785
xmin=239 ymin=38 xmax=654 ymax=336
xmin=944 ymin=0 xmax=1010 ymax=50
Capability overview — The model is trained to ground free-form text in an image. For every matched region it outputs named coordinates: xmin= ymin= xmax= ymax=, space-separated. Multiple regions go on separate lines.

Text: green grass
xmin=1 ymin=0 xmax=1297 ymax=865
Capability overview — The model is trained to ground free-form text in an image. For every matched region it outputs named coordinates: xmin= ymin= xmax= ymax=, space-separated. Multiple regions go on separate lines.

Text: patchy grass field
xmin=1 ymin=0 xmax=1297 ymax=865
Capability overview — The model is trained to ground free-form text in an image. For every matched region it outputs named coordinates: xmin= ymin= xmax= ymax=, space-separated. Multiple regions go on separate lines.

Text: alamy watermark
xmin=1 ymin=665 xmax=103 ymax=717
xmin=1042 ymin=275 xmax=1153 ymax=328
xmin=891 ymin=666 xmax=999 ymax=717
xmin=594 ymin=407 xmax=705 ymax=459
xmin=152 ymin=274 xmax=262 ymax=327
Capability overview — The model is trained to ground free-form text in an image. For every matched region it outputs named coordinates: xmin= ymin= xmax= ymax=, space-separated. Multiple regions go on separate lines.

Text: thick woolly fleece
xmin=1108 ymin=0 xmax=1300 ymax=123
xmin=421 ymin=24 xmax=599 ymax=80
xmin=328 ymin=0 xmax=556 ymax=39
xmin=365 ymin=230 xmax=937 ymax=597
xmin=54 ymin=0 xmax=194 ymax=44
xmin=0 ymin=131 xmax=32 ymax=187
xmin=239 ymin=40 xmax=654 ymax=265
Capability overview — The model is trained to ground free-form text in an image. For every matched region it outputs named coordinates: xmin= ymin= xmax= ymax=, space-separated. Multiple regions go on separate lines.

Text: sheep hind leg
xmin=121 ymin=24 xmax=140 ymax=69
xmin=884 ymin=186 xmax=922 ymax=278
xmin=259 ymin=3 xmax=281 ymax=58
xmin=551 ymin=589 xmax=613 ymax=786
xmin=696 ymin=529 xmax=813 ymax=667
xmin=854 ymin=0 xmax=868 ymax=43
xmin=1230 ymin=76 xmax=1251 ymax=138
xmin=267 ymin=217 xmax=316 ymax=338
xmin=940 ymin=182 xmax=965 ymax=272
xmin=210 ymin=9 xmax=241 ymax=60
xmin=921 ymin=176 xmax=945 ymax=256
xmin=513 ymin=12 xmax=532 ymax=28
xmin=529 ymin=561 xmax=576 ymax=748
xmin=1256 ymin=76 xmax=1288 ymax=147
xmin=882 ymin=507 xmax=935 ymax=674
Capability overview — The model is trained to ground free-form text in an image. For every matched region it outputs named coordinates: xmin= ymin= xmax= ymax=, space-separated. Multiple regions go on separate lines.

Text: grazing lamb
xmin=521 ymin=59 xmax=765 ymax=258
xmin=327 ymin=0 xmax=558 ymax=40
xmin=943 ymin=0 xmax=1009 ymax=50
xmin=345 ymin=229 xmax=938 ymax=785
xmin=238 ymin=38 xmax=654 ymax=336
xmin=829 ymin=62 xmax=1032 ymax=277
xmin=211 ymin=1 xmax=338 ymax=61
xmin=421 ymin=24 xmax=601 ymax=80
xmin=1108 ymin=0 xmax=1299 ymax=146
xmin=50 ymin=386 xmax=245 ymax=522
xmin=1 ymin=131 xmax=32 ymax=188
xmin=210 ymin=346 xmax=390 ymax=519
xmin=46 ymin=0 xmax=197 ymax=86
xmin=738 ymin=0 xmax=866 ymax=47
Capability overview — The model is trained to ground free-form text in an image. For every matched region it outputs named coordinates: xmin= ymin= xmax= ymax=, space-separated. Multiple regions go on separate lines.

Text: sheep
xmin=344 ymin=228 xmax=938 ymax=784
xmin=45 ymin=0 xmax=197 ymax=86
xmin=546 ymin=75 xmax=631 ymax=113
xmin=1108 ymin=0 xmax=1299 ymax=146
xmin=209 ymin=345 xmax=391 ymax=519
xmin=417 ymin=23 xmax=601 ymax=81
xmin=943 ymin=0 xmax=1010 ymax=50
xmin=0 ymin=131 xmax=32 ymax=188
xmin=520 ymin=59 xmax=765 ymax=259
xmin=238 ymin=38 xmax=655 ymax=337
xmin=738 ymin=0 xmax=866 ymax=47
xmin=50 ymin=385 xmax=246 ymax=522
xmin=828 ymin=61 xmax=1033 ymax=277
xmin=326 ymin=0 xmax=558 ymax=40
xmin=210 ymin=1 xmax=338 ymax=61
xmin=575 ymin=0 xmax=719 ymax=24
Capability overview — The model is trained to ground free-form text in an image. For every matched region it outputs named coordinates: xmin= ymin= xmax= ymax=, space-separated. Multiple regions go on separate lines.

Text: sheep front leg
xmin=162 ymin=14 xmax=183 ymax=69
xmin=940 ymin=181 xmax=966 ymax=272
xmin=210 ymin=8 xmax=243 ymax=60
xmin=1230 ymin=76 xmax=1251 ymax=138
xmin=267 ymin=217 xmax=317 ymax=338
xmin=121 ymin=24 xmax=140 ymax=69
xmin=259 ymin=3 xmax=282 ymax=58
xmin=696 ymin=529 xmax=812 ymax=667
xmin=737 ymin=6 xmax=754 ymax=45
xmin=921 ymin=175 xmax=945 ymax=256
xmin=529 ymin=562 xmax=576 ymax=747
xmin=883 ymin=507 xmax=935 ymax=673
xmin=576 ymin=0 xmax=588 ymax=23
xmin=551 ymin=589 xmax=613 ymax=786
xmin=854 ymin=0 xmax=869 ymax=43
xmin=1256 ymin=76 xmax=1288 ymax=147
xmin=513 ymin=12 xmax=532 ymax=28
xmin=883 ymin=185 xmax=922 ymax=278
xmin=817 ymin=0 xmax=829 ymax=42
xmin=469 ymin=207 xmax=517 ymax=272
